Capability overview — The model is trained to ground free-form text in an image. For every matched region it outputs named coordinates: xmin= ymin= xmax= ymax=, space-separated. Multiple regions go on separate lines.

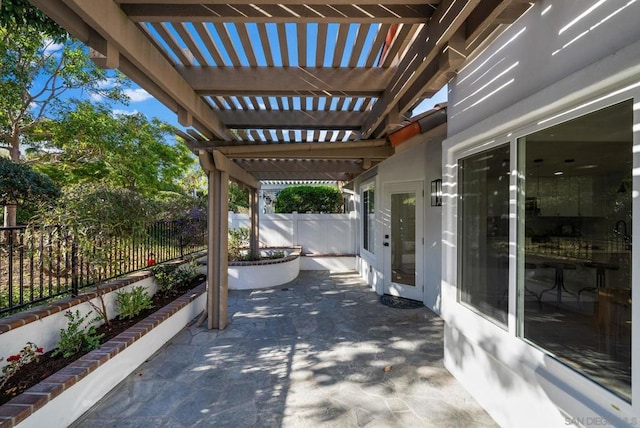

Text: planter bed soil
xmin=0 ymin=275 xmax=205 ymax=406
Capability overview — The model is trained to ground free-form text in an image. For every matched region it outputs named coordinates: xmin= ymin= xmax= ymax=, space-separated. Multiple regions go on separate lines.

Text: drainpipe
xmin=388 ymin=104 xmax=447 ymax=147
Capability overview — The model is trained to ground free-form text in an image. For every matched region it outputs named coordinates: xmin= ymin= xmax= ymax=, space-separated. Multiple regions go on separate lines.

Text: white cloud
xmin=42 ymin=39 xmax=63 ymax=54
xmin=112 ymin=109 xmax=139 ymax=116
xmin=90 ymin=93 xmax=104 ymax=102
xmin=97 ymin=77 xmax=118 ymax=89
xmin=124 ymin=88 xmax=153 ymax=102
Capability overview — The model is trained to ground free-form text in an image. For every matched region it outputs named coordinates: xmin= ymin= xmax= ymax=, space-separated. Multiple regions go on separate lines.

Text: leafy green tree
xmin=0 ymin=5 xmax=128 ymax=226
xmin=0 ymin=157 xmax=60 ymax=224
xmin=0 ymin=158 xmax=51 ymax=224
xmin=0 ymin=0 xmax=65 ymax=38
xmin=274 ymin=185 xmax=343 ymax=213
xmin=229 ymin=181 xmax=249 ymax=213
xmin=29 ymin=103 xmax=194 ymax=194
xmin=176 ymin=164 xmax=207 ymax=198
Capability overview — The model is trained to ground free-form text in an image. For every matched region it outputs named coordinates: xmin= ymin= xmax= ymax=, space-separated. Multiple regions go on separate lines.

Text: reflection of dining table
xmin=538 ymin=261 xmax=576 ymax=305
xmin=578 ymin=261 xmax=619 ymax=299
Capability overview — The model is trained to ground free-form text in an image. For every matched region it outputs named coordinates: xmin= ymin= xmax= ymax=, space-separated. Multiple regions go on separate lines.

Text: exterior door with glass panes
xmin=383 ymin=181 xmax=424 ymax=301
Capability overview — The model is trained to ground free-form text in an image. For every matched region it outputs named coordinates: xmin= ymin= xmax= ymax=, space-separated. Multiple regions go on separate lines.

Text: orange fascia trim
xmin=389 ymin=122 xmax=420 ymax=147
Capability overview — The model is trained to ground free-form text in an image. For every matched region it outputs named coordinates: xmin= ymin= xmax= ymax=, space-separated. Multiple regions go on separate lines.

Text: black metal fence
xmin=0 ymin=218 xmax=207 ymax=316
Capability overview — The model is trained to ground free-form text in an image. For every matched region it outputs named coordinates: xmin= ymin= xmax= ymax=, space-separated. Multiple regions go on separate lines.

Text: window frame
xmin=456 ymin=142 xmax=512 ymax=329
xmin=513 ymin=98 xmax=636 ymax=404
xmin=361 ymin=180 xmax=376 ymax=258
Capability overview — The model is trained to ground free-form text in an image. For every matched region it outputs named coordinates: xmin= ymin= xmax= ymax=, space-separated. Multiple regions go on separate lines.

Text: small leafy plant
xmin=150 ymin=264 xmax=177 ymax=292
xmin=116 ymin=286 xmax=154 ymax=320
xmin=228 ymin=227 xmax=249 ymax=261
xmin=151 ymin=261 xmax=199 ymax=293
xmin=53 ymin=310 xmax=104 ymax=358
xmin=0 ymin=342 xmax=44 ymax=389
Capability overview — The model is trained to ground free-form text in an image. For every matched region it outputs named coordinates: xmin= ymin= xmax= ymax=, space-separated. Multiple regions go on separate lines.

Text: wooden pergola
xmin=31 ymin=0 xmax=535 ymax=328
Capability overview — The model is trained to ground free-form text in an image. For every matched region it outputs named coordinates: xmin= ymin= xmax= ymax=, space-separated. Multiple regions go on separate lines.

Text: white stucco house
xmin=354 ymin=1 xmax=638 ymax=425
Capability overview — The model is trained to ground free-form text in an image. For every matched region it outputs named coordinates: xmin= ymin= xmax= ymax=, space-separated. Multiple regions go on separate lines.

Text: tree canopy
xmin=0 ymin=0 xmax=66 ymax=38
xmin=0 ymin=1 xmax=201 ymax=226
xmin=274 ymin=185 xmax=343 ymax=213
xmin=29 ymin=102 xmax=194 ymax=194
xmin=0 ymin=157 xmax=60 ymax=206
xmin=0 ymin=4 xmax=128 ymax=226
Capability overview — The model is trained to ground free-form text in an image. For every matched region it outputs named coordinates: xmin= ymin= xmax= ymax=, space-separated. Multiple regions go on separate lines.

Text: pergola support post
xmin=207 ymin=166 xmax=229 ymax=330
xmin=199 ymin=149 xmax=259 ymax=329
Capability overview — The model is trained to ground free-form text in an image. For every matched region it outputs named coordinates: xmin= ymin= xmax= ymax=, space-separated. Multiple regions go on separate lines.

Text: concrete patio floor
xmin=71 ymin=271 xmax=496 ymax=427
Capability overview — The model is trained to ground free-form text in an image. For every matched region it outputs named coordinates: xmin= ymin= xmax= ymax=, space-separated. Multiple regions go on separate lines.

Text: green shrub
xmin=172 ymin=262 xmax=198 ymax=289
xmin=151 ymin=261 xmax=199 ymax=293
xmin=53 ymin=310 xmax=104 ymax=358
xmin=274 ymin=185 xmax=343 ymax=213
xmin=116 ymin=286 xmax=154 ymax=320
xmin=150 ymin=264 xmax=177 ymax=292
xmin=228 ymin=227 xmax=249 ymax=261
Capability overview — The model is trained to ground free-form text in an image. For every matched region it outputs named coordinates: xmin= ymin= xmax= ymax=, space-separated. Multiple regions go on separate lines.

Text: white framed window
xmin=457 ymin=143 xmax=511 ymax=326
xmin=361 ymin=182 xmax=376 ymax=255
xmin=516 ymin=98 xmax=634 ymax=402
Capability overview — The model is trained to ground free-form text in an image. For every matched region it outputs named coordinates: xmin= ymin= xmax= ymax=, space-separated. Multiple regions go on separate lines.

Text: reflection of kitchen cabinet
xmin=590 ymin=177 xmax=605 ymax=217
xmin=556 ymin=176 xmax=578 ymax=216
xmin=537 ymin=177 xmax=556 ymax=217
xmin=577 ymin=176 xmax=594 ymax=216
xmin=526 ymin=175 xmax=604 ymax=217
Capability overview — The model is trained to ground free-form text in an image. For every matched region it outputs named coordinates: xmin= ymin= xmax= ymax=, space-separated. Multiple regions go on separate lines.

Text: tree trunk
xmin=3 ymin=203 xmax=17 ymax=227
xmin=3 ymin=134 xmax=21 ymax=228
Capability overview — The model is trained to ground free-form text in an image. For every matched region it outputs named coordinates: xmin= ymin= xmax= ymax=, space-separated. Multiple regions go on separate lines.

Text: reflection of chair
xmin=578 ymin=262 xmax=619 ymax=300
xmin=598 ymin=288 xmax=631 ymax=358
xmin=538 ymin=262 xmax=576 ymax=305
xmin=524 ymin=262 xmax=539 ymax=300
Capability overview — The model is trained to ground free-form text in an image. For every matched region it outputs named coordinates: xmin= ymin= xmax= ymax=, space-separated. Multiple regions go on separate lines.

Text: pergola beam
xmin=361 ymin=0 xmax=479 ymax=138
xmin=235 ymin=159 xmax=367 ymax=173
xmin=121 ymin=4 xmax=435 ymax=24
xmin=216 ymin=110 xmax=364 ymax=130
xmin=117 ymin=0 xmax=439 ymax=5
xmin=218 ymin=146 xmax=392 ymax=160
xmin=38 ymin=0 xmax=230 ymax=140
xmin=180 ymin=66 xmax=394 ymax=97
xmin=242 ymin=171 xmax=358 ymax=181
xmin=211 ymin=151 xmax=261 ymax=189
xmin=187 ymin=140 xmax=391 ymax=160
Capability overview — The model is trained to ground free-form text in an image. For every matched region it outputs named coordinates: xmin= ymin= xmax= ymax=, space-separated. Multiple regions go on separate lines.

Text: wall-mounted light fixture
xmin=431 ymin=179 xmax=442 ymax=207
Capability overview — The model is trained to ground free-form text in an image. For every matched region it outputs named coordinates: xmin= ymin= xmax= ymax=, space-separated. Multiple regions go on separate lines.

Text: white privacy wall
xmin=443 ymin=0 xmax=640 ymax=426
xmin=229 ymin=213 xmax=357 ymax=255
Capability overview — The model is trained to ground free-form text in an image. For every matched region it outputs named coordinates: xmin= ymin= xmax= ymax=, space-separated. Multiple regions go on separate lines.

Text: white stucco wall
xmin=354 ymin=135 xmax=443 ymax=313
xmin=443 ymin=1 xmax=640 ymax=426
xmin=448 ymin=0 xmax=640 ymax=136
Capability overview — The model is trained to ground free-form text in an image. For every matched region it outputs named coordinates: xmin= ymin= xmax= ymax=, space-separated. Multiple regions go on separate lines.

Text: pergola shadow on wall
xmin=31 ymin=0 xmax=535 ymax=329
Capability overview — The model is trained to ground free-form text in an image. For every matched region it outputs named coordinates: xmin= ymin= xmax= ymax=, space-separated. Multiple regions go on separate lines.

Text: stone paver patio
xmin=71 ymin=271 xmax=496 ymax=427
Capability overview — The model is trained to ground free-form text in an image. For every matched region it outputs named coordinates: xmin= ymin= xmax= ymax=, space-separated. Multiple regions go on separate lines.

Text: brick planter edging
xmin=0 ymin=282 xmax=206 ymax=428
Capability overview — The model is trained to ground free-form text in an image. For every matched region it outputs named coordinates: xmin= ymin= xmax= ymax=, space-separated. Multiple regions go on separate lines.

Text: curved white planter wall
xmin=228 ymin=249 xmax=300 ymax=290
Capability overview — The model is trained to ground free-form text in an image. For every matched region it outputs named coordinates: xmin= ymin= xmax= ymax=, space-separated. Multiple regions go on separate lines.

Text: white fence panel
xmin=229 ymin=213 xmax=356 ymax=255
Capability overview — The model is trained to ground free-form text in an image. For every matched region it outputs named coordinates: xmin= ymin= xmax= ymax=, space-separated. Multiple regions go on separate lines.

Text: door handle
xmin=383 ymin=242 xmax=389 ymax=247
